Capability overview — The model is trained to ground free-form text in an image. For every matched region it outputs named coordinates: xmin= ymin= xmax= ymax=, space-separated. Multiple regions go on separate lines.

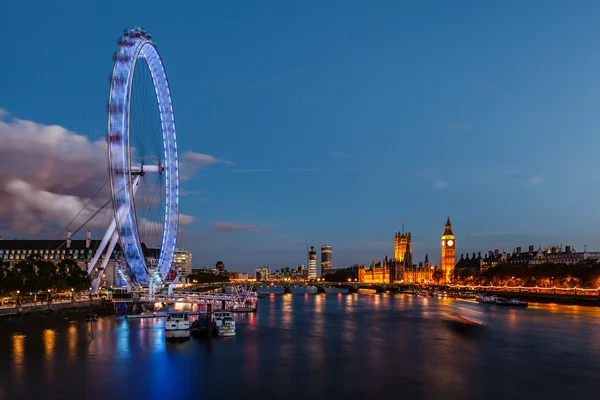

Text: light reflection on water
xmin=1 ymin=295 xmax=600 ymax=399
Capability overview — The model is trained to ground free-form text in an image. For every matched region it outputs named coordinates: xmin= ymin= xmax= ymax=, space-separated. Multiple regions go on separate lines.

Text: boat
xmin=212 ymin=310 xmax=236 ymax=337
xmin=443 ymin=305 xmax=485 ymax=334
xmin=85 ymin=313 xmax=98 ymax=322
xmin=165 ymin=312 xmax=190 ymax=340
xmin=476 ymin=295 xmax=497 ymax=304
xmin=495 ymin=298 xmax=528 ymax=308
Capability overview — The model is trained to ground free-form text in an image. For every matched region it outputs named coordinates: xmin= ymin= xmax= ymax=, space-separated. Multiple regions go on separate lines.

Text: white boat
xmin=165 ymin=312 xmax=190 ymax=340
xmin=212 ymin=310 xmax=236 ymax=337
xmin=476 ymin=295 xmax=497 ymax=304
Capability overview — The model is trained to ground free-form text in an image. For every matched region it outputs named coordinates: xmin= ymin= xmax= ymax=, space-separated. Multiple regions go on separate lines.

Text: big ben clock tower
xmin=440 ymin=216 xmax=456 ymax=284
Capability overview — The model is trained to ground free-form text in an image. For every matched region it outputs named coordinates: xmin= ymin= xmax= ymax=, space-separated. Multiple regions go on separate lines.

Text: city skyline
xmin=3 ymin=1 xmax=600 ymax=271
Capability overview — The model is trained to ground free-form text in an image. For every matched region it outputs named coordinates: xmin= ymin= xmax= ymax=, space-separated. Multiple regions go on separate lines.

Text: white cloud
xmin=0 ymin=112 xmax=206 ymax=237
xmin=179 ymin=214 xmax=196 ymax=225
xmin=212 ymin=221 xmax=263 ymax=233
xmin=180 ymin=151 xmax=232 ymax=180
xmin=432 ymin=180 xmax=448 ymax=190
xmin=0 ymin=109 xmax=9 ymax=120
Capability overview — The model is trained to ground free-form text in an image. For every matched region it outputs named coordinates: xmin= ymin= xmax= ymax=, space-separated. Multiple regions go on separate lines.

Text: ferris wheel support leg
xmin=87 ymin=219 xmax=117 ymax=276
xmin=168 ymin=283 xmax=173 ymax=297
xmin=91 ymin=230 xmax=119 ymax=294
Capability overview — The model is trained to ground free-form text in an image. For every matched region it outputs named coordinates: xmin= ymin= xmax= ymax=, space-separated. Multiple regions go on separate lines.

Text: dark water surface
xmin=1 ymin=294 xmax=599 ymax=399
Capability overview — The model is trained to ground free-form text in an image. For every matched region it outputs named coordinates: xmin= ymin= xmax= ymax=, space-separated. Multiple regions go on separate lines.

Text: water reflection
xmin=43 ymin=329 xmax=55 ymax=362
xmin=68 ymin=323 xmax=77 ymax=361
xmin=2 ymin=295 xmax=600 ymax=399
xmin=281 ymin=294 xmax=293 ymax=329
xmin=12 ymin=334 xmax=25 ymax=383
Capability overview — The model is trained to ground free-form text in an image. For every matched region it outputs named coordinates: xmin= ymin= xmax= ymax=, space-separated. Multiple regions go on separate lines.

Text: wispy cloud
xmin=179 ymin=214 xmax=197 ymax=225
xmin=328 ymin=151 xmax=351 ymax=158
xmin=180 ymin=190 xmax=202 ymax=197
xmin=0 ymin=109 xmax=9 ymax=120
xmin=432 ymin=180 xmax=448 ymax=190
xmin=180 ymin=151 xmax=233 ymax=180
xmin=509 ymin=173 xmax=543 ymax=184
xmin=231 ymin=168 xmax=359 ymax=173
xmin=212 ymin=221 xmax=264 ymax=233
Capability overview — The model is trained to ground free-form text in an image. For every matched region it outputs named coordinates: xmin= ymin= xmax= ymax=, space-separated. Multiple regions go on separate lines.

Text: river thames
xmin=1 ymin=293 xmax=599 ymax=399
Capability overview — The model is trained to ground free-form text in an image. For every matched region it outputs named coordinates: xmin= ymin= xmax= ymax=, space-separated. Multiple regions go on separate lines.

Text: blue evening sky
xmin=2 ymin=0 xmax=600 ymax=271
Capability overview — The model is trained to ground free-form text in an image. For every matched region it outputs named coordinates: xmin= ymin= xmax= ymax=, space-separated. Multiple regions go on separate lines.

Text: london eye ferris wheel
xmin=90 ymin=26 xmax=179 ymax=290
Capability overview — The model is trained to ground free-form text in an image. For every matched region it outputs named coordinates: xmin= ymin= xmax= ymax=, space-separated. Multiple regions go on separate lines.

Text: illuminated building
xmin=320 ymin=245 xmax=332 ymax=276
xmin=173 ymin=248 xmax=192 ymax=278
xmin=403 ymin=255 xmax=435 ymax=284
xmin=0 ymin=231 xmax=160 ymax=288
xmin=394 ymin=231 xmax=412 ymax=266
xmin=356 ymin=260 xmax=391 ymax=284
xmin=440 ymin=217 xmax=456 ymax=283
xmin=255 ymin=266 xmax=270 ymax=281
xmin=308 ymin=246 xmax=317 ymax=279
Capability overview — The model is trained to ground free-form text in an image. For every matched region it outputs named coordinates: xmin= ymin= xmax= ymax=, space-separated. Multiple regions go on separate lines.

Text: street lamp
xmin=16 ymin=290 xmax=20 ymax=305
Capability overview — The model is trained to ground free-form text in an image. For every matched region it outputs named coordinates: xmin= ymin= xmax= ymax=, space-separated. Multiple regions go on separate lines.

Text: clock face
xmin=447 ymin=240 xmax=454 ymax=247
xmin=441 ymin=240 xmax=445 ymax=247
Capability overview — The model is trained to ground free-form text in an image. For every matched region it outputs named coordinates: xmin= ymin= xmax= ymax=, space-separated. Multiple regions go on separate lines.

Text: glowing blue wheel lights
xmin=107 ymin=27 xmax=179 ymax=286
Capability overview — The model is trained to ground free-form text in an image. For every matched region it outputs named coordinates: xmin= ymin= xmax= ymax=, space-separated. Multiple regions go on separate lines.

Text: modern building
xmin=308 ymin=246 xmax=317 ymax=279
xmin=255 ymin=266 xmax=270 ymax=281
xmin=320 ymin=245 xmax=332 ymax=276
xmin=173 ymin=248 xmax=193 ymax=279
xmin=441 ymin=217 xmax=456 ymax=284
xmin=216 ymin=260 xmax=225 ymax=273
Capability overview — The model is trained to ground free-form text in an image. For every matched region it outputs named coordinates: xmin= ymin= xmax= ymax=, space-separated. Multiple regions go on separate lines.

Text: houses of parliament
xmin=356 ymin=218 xmax=455 ymax=284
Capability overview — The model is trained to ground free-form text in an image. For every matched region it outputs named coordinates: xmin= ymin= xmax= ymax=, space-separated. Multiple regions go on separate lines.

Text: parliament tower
xmin=394 ymin=231 xmax=412 ymax=267
xmin=440 ymin=216 xmax=456 ymax=283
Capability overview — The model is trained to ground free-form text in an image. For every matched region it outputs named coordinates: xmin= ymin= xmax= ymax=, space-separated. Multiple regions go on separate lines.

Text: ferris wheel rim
xmin=107 ymin=27 xmax=179 ymax=286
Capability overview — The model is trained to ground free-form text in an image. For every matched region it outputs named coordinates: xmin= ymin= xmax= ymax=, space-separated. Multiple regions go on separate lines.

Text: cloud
xmin=0 ymin=112 xmax=202 ymax=237
xmin=509 ymin=173 xmax=544 ymax=184
xmin=231 ymin=168 xmax=359 ymax=173
xmin=179 ymin=214 xmax=196 ymax=225
xmin=328 ymin=151 xmax=351 ymax=158
xmin=180 ymin=190 xmax=202 ymax=196
xmin=0 ymin=109 xmax=9 ymax=120
xmin=432 ymin=180 xmax=448 ymax=190
xmin=212 ymin=221 xmax=263 ymax=233
xmin=180 ymin=151 xmax=233 ymax=180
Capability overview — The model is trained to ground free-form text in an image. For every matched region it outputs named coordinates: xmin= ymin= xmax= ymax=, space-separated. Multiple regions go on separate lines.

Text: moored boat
xmin=165 ymin=312 xmax=190 ymax=340
xmin=212 ymin=310 xmax=236 ymax=337
xmin=476 ymin=295 xmax=497 ymax=304
xmin=495 ymin=298 xmax=528 ymax=308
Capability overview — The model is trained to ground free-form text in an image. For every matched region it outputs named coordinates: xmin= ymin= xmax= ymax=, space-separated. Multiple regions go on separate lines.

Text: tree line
xmin=0 ymin=257 xmax=91 ymax=295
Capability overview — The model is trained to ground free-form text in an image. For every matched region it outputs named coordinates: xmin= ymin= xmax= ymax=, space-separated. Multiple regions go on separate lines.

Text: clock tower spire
xmin=441 ymin=216 xmax=456 ymax=284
